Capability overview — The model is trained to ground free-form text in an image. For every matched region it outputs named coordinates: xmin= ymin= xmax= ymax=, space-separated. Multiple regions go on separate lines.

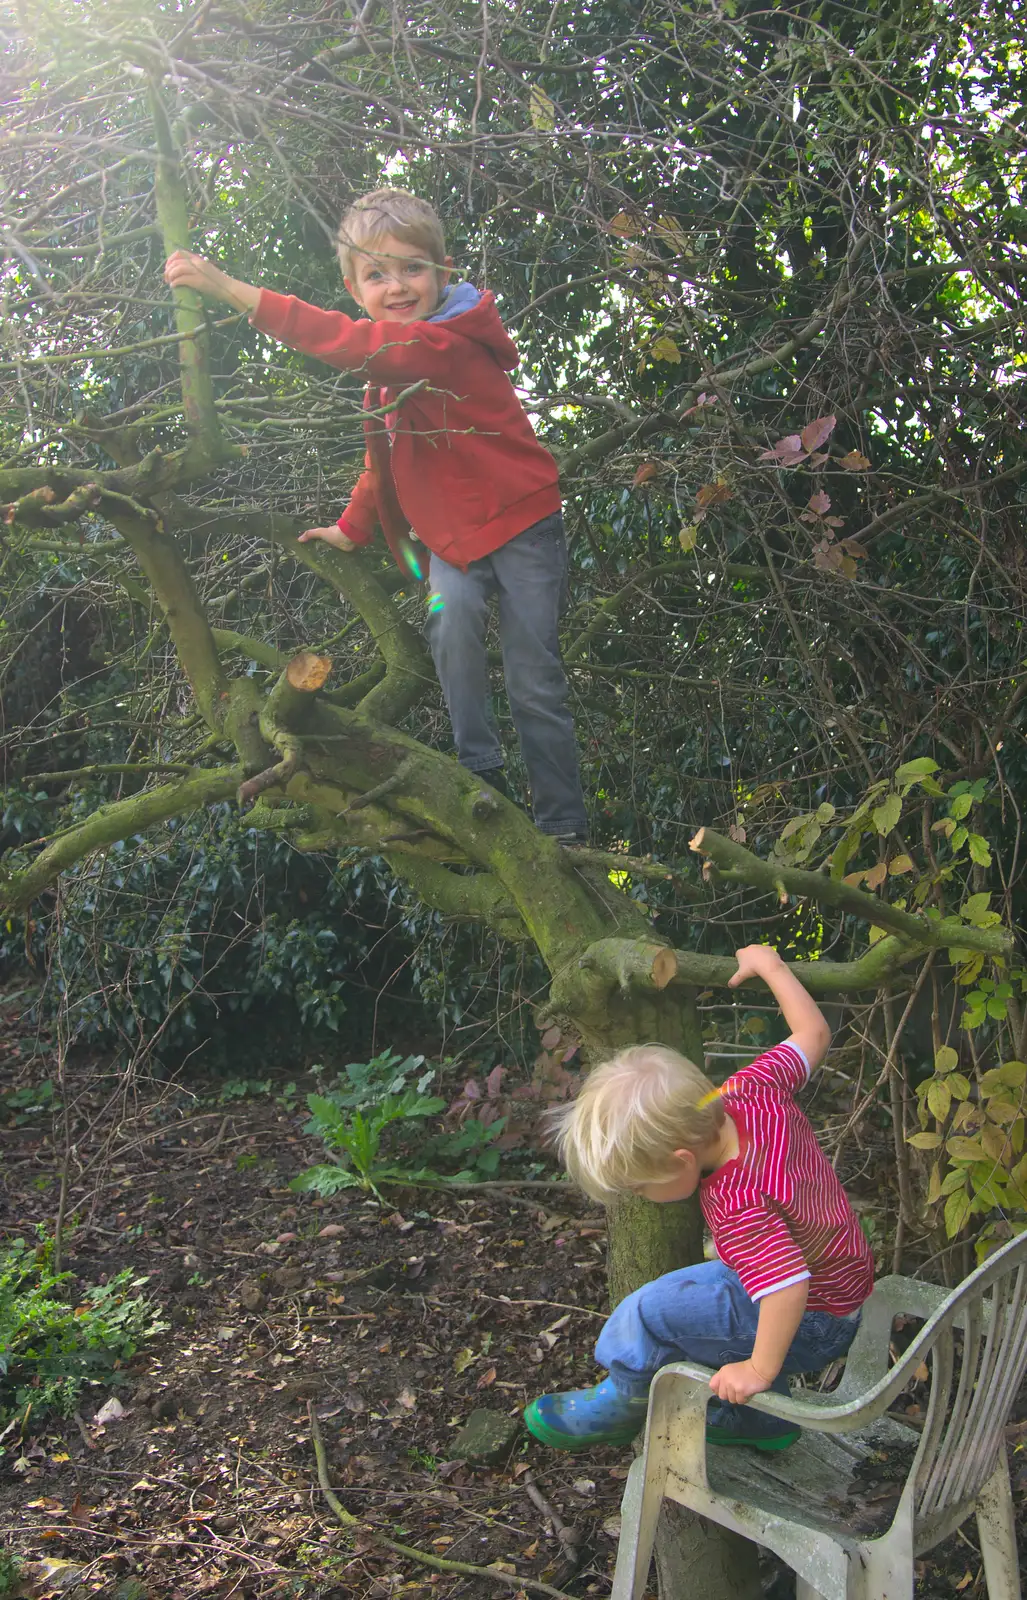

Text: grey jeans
xmin=424 ymin=513 xmax=587 ymax=836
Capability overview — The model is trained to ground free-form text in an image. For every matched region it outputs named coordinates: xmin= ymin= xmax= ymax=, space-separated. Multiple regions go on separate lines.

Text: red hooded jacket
xmin=250 ymin=289 xmax=561 ymax=572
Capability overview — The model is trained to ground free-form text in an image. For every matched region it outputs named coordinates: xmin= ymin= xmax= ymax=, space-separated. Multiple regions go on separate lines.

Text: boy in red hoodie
xmin=165 ymin=189 xmax=588 ymax=842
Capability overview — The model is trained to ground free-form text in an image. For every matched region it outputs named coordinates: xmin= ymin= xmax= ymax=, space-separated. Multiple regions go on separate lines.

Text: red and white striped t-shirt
xmin=699 ymin=1041 xmax=874 ymax=1314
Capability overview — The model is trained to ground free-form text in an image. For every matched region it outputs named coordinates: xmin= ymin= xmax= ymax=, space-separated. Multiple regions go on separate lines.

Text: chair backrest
xmin=913 ymin=1230 xmax=1027 ymax=1531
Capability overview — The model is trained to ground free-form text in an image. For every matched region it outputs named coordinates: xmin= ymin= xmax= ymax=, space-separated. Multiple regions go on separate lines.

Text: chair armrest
xmin=831 ymin=1274 xmax=950 ymax=1403
xmin=651 ymin=1346 xmax=930 ymax=1437
xmin=869 ymin=1274 xmax=949 ymax=1321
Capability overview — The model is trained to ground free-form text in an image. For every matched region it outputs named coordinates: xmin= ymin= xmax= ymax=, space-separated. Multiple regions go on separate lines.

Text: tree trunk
xmin=580 ymin=984 xmax=764 ymax=1600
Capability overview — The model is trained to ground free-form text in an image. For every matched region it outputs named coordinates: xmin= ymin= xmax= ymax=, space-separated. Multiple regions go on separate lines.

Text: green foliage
xmin=293 ymin=1102 xmax=443 ymax=1202
xmin=0 ymin=1552 xmax=22 ymax=1595
xmin=0 ymin=1079 xmax=57 ymax=1124
xmin=291 ymin=1050 xmax=525 ymax=1195
xmin=0 ymin=1232 xmax=167 ymax=1422
xmin=312 ymin=1049 xmax=434 ymax=1110
xmin=1 ymin=806 xmax=359 ymax=1067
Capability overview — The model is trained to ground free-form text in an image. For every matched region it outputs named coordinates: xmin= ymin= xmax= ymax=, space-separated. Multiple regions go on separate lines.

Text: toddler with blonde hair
xmin=524 ymin=944 xmax=874 ymax=1453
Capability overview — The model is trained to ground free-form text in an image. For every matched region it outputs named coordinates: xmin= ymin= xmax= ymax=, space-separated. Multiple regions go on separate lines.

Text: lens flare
xmin=401 ymin=542 xmax=423 ymax=580
xmin=427 ymin=591 xmax=445 ymax=614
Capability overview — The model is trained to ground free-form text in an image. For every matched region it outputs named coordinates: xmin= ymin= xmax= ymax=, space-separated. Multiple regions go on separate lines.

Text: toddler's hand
xmin=298 ymin=525 xmax=356 ymax=551
xmin=728 ymin=943 xmax=784 ymax=989
xmin=709 ymin=1359 xmax=771 ymax=1405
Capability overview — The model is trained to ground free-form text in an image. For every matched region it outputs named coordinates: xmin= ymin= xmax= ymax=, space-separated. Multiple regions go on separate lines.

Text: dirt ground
xmin=2 ymin=1000 xmax=1025 ymax=1599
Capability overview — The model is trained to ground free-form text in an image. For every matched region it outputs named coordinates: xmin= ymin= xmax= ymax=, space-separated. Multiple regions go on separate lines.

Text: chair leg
xmin=848 ymin=1532 xmax=914 ymax=1600
xmin=976 ymin=1458 xmax=1021 ymax=1600
xmin=611 ymin=1456 xmax=666 ymax=1600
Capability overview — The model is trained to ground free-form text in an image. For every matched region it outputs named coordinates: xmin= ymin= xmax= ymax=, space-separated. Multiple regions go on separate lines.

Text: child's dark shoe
xmin=523 ymin=1377 xmax=648 ymax=1452
xmin=705 ymin=1404 xmax=800 ymax=1452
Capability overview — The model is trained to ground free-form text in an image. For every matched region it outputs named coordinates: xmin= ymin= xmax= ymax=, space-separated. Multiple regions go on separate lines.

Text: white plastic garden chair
xmin=612 ymin=1230 xmax=1027 ymax=1600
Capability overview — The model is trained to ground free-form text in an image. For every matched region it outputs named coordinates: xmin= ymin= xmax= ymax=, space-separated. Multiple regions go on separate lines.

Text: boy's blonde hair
xmin=548 ymin=1045 xmax=725 ymax=1203
xmin=336 ymin=188 xmax=447 ymax=282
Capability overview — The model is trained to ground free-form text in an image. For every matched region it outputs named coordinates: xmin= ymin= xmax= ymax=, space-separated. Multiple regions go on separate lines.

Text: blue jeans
xmin=424 ymin=513 xmax=587 ymax=836
xmin=595 ymin=1260 xmax=859 ymax=1430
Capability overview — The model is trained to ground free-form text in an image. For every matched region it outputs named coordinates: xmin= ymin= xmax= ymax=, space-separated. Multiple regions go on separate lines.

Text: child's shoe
xmin=705 ymin=1404 xmax=800 ymax=1452
xmin=523 ymin=1378 xmax=648 ymax=1452
xmin=525 ymin=1385 xmax=801 ymax=1455
xmin=476 ymin=767 xmax=511 ymax=798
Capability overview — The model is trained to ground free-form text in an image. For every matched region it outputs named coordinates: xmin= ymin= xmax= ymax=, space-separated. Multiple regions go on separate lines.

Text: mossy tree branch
xmin=691 ymin=827 xmax=1013 ymax=961
xmin=104 ymin=508 xmax=235 ymax=739
xmin=170 ymin=502 xmax=433 ymax=725
xmin=148 ymin=79 xmax=223 ymax=445
xmin=0 ymin=767 xmax=243 ymax=913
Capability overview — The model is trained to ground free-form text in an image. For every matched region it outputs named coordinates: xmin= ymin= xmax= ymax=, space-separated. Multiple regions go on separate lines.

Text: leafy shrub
xmin=0 ymin=805 xmax=369 ymax=1069
xmin=290 ymin=1048 xmax=559 ymax=1195
xmin=0 ymin=1231 xmax=167 ymax=1422
xmin=0 ymin=1551 xmax=22 ymax=1595
xmin=1 ymin=801 xmax=551 ymax=1074
xmin=292 ymin=1051 xmax=446 ymax=1198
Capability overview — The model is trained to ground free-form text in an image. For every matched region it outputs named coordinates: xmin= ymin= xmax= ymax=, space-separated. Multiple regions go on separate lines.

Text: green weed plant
xmin=0 ymin=1231 xmax=167 ymax=1422
xmin=290 ymin=1050 xmax=513 ymax=1198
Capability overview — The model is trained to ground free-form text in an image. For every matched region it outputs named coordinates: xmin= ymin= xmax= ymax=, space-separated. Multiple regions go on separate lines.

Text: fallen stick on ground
xmin=307 ymin=1402 xmax=579 ymax=1600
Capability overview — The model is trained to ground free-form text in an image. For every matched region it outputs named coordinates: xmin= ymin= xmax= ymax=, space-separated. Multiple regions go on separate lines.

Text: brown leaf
xmin=475 ymin=1366 xmax=497 ymax=1389
xmin=800 ymin=414 xmax=837 ymax=452
xmin=864 ymin=862 xmax=888 ymax=890
xmin=807 ymin=490 xmax=831 ymax=515
xmin=609 ymin=211 xmax=636 ymax=238
xmin=396 ymin=1387 xmax=417 ymax=1410
xmin=695 ymin=479 xmax=732 ymax=508
xmin=839 ymin=449 xmax=871 ymax=471
xmin=68 ymin=1495 xmax=93 ymax=1527
xmin=540 ymin=1026 xmax=561 ymax=1050
xmin=632 ymin=461 xmax=660 ymax=489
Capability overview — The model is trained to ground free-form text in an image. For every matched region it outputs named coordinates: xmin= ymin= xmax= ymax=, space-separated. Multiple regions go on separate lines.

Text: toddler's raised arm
xmin=729 ymin=945 xmax=831 ymax=1070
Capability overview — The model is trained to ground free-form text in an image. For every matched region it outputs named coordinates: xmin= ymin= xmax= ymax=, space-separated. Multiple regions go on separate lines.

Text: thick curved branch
xmin=106 ymin=509 xmax=232 ymax=735
xmin=0 ymin=443 xmax=235 ymax=506
xmin=211 ymin=628 xmax=289 ymax=673
xmin=0 ymin=767 xmax=243 ymax=914
xmin=579 ymin=932 xmax=920 ymax=1000
xmin=172 ymin=502 xmax=434 ymax=725
xmin=386 ymin=855 xmax=529 ymax=942
xmin=690 ymin=828 xmax=1013 ymax=960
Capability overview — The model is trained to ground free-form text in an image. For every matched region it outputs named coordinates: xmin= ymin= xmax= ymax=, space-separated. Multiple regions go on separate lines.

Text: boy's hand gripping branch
xmin=164 ymin=250 xmax=261 ymax=316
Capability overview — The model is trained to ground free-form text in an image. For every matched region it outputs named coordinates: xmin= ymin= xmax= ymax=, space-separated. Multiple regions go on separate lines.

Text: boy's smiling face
xmin=346 ymin=233 xmax=452 ymax=323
